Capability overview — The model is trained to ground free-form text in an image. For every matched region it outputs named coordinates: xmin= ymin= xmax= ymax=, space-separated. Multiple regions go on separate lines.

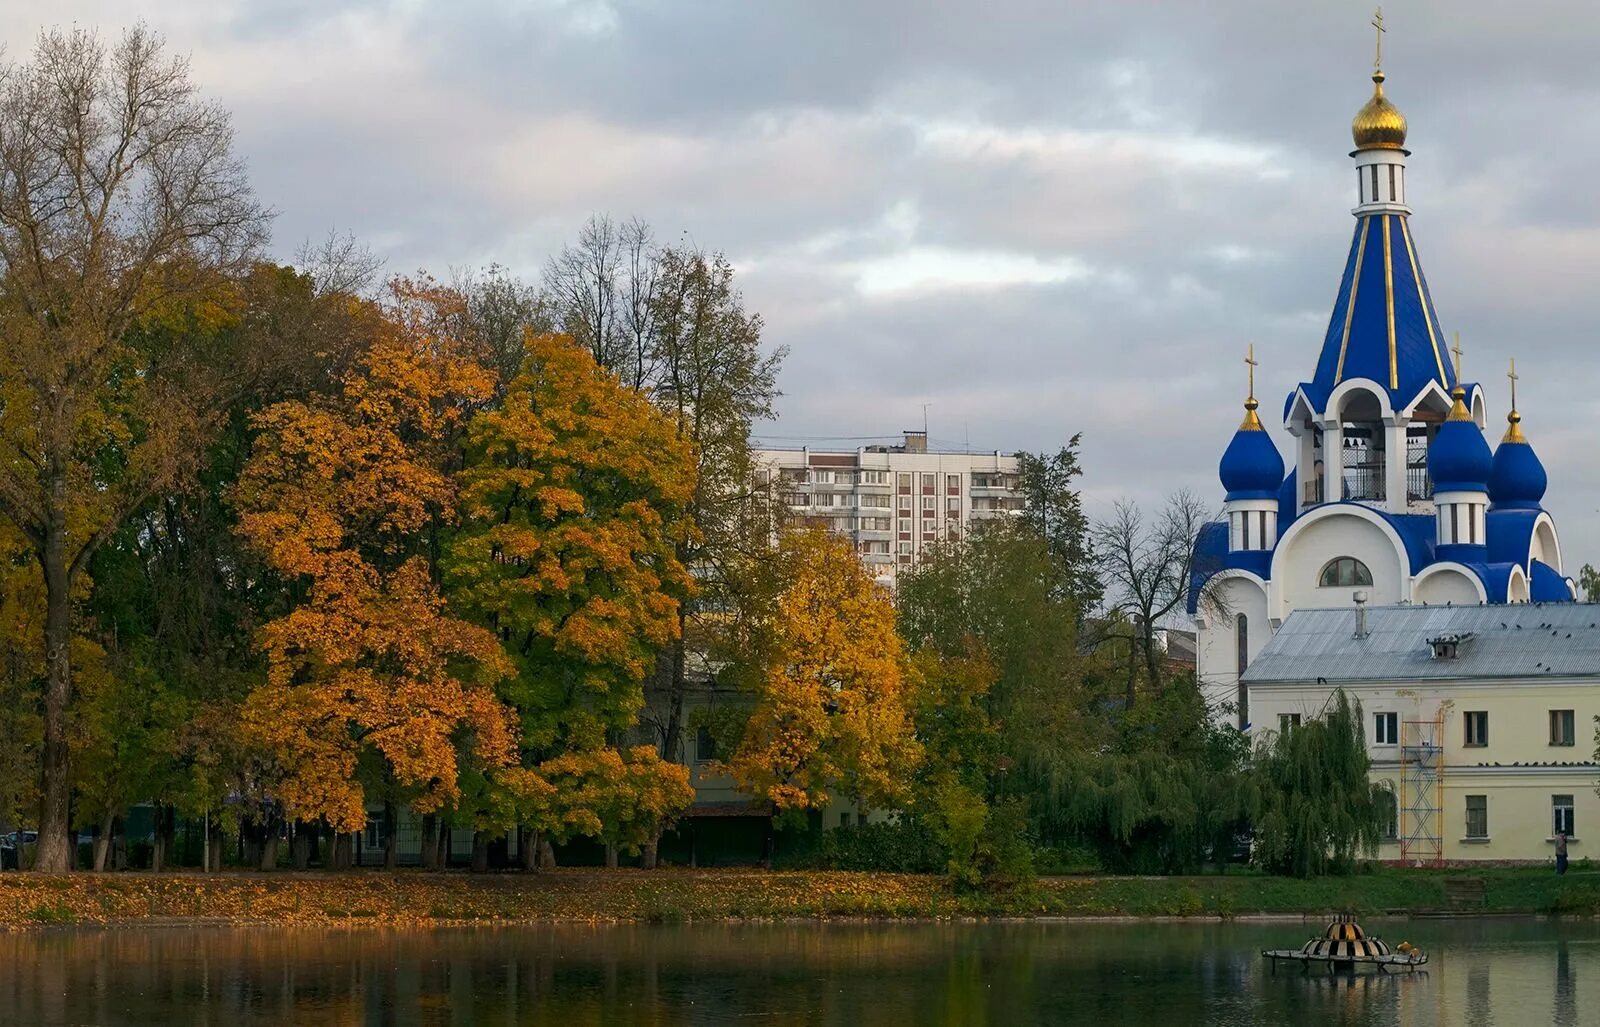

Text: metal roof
xmin=1241 ymin=603 xmax=1600 ymax=684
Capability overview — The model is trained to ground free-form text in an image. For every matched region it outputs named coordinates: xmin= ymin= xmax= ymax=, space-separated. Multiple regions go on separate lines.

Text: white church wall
xmin=1413 ymin=565 xmax=1485 ymax=606
xmin=1195 ymin=574 xmax=1269 ymax=724
xmin=1271 ymin=510 xmax=1407 ymax=617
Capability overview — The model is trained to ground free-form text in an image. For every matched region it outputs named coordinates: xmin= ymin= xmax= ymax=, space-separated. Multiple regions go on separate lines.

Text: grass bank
xmin=2 ymin=866 xmax=1598 ymax=929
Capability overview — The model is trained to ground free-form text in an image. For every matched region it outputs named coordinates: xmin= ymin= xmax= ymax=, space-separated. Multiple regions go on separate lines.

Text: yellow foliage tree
xmin=448 ymin=332 xmax=696 ymax=751
xmin=537 ymin=745 xmax=694 ymax=866
xmin=233 ymin=281 xmax=516 ymax=832
xmin=723 ymin=528 xmax=921 ymax=812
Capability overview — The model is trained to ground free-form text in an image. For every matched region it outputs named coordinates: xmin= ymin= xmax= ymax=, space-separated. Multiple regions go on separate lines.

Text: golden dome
xmin=1352 ymin=71 xmax=1408 ymax=151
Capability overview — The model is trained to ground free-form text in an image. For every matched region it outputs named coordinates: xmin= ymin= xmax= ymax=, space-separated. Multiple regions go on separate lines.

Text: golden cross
xmin=1450 ymin=331 xmax=1464 ymax=380
xmin=1372 ymin=7 xmax=1386 ymax=73
xmin=1245 ymin=343 xmax=1258 ymax=399
xmin=1507 ymin=358 xmax=1518 ymax=410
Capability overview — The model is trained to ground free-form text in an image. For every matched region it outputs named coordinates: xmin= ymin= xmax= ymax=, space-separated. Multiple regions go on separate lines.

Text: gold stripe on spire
xmin=1334 ymin=218 xmax=1370 ymax=383
xmin=1383 ymin=215 xmax=1397 ymax=390
xmin=1401 ymin=219 xmax=1450 ymax=385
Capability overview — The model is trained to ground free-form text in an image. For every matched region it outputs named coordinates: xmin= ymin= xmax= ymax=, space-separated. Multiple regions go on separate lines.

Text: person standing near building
xmin=1555 ymin=831 xmax=1569 ymax=875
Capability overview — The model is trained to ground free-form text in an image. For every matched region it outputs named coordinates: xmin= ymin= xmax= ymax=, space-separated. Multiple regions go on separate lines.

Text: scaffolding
xmin=1399 ymin=711 xmax=1445 ymax=867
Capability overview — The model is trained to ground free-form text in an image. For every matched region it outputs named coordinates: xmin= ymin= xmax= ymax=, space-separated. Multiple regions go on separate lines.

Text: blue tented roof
xmin=1298 ymin=213 xmax=1456 ymax=414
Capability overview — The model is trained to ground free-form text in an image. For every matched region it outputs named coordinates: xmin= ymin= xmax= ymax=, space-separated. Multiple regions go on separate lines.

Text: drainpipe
xmin=1353 ymin=590 xmax=1370 ymax=639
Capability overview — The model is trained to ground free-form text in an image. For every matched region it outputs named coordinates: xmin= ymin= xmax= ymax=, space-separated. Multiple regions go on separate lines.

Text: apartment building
xmin=755 ymin=431 xmax=1023 ymax=584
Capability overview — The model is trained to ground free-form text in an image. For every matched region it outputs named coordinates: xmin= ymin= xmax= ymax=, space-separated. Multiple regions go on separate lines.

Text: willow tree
xmin=0 ymin=27 xmax=269 ymax=870
xmin=1251 ymin=691 xmax=1387 ymax=877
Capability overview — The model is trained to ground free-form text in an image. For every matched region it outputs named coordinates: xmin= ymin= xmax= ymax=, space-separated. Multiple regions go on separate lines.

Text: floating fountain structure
xmin=1262 ymin=915 xmax=1426 ymax=974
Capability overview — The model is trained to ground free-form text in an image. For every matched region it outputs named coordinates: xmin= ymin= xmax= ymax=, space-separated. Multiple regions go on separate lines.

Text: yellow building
xmin=1243 ymin=602 xmax=1600 ymax=864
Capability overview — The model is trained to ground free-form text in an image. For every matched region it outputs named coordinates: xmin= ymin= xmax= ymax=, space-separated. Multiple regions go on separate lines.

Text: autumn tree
xmin=0 ymin=27 xmax=270 ymax=869
xmin=448 ymin=331 xmax=696 ymax=757
xmin=722 ymin=528 xmax=920 ymax=813
xmin=233 ymin=281 xmax=516 ymax=837
xmin=537 ymin=745 xmax=694 ymax=868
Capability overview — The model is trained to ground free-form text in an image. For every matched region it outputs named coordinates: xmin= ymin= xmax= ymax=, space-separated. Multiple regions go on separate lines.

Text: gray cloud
xmin=7 ymin=1 xmax=1600 ymax=569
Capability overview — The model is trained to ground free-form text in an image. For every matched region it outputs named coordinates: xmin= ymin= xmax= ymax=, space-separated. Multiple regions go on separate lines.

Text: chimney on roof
xmin=903 ymin=430 xmax=928 ymax=453
xmin=1353 ymin=590 xmax=1370 ymax=639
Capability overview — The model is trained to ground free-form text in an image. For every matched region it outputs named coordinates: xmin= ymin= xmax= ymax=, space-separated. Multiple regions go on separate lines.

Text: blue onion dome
xmin=1219 ymin=395 xmax=1285 ymax=501
xmin=1428 ymin=384 xmax=1492 ymax=492
xmin=1488 ymin=406 xmax=1547 ymax=510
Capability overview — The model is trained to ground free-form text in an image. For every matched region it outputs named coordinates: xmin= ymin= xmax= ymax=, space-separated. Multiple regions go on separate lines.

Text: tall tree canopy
xmin=0 ymin=26 xmax=270 ymax=869
xmin=233 ymin=281 xmax=515 ymax=831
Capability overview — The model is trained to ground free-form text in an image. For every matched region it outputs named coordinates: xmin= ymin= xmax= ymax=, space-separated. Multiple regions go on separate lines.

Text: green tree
xmin=1016 ymin=438 xmax=1101 ymax=612
xmin=1579 ymin=563 xmax=1600 ymax=603
xmin=1251 ymin=691 xmax=1387 ymax=877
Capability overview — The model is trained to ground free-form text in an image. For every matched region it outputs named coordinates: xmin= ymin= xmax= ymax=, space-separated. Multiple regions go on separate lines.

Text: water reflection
xmin=0 ymin=919 xmax=1597 ymax=1025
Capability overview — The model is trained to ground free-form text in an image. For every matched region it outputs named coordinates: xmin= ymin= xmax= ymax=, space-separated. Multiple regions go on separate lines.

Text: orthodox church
xmin=1190 ymin=43 xmax=1575 ymax=721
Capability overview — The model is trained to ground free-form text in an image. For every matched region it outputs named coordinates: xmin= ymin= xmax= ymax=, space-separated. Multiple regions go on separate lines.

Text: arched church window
xmin=1319 ymin=557 xmax=1373 ymax=588
xmin=1379 ymin=783 xmax=1398 ymax=841
xmin=1235 ymin=614 xmax=1249 ymax=729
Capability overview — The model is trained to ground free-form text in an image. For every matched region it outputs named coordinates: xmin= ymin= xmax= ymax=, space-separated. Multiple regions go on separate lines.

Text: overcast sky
xmin=8 ymin=1 xmax=1600 ymax=570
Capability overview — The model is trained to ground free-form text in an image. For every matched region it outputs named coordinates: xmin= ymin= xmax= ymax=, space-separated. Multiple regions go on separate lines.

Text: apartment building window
xmin=921 ymin=496 xmax=935 ymax=511
xmin=1554 ymin=795 xmax=1576 ymax=837
xmin=1374 ymin=712 xmax=1398 ymax=746
xmin=1278 ymin=713 xmax=1300 ymax=735
xmin=815 ymin=493 xmax=836 ymax=507
xmin=947 ymin=474 xmax=960 ymax=491
xmin=861 ymin=470 xmax=887 ymax=485
xmin=1464 ymin=710 xmax=1488 ymax=747
xmin=921 ymin=473 xmax=935 ymax=488
xmin=813 ymin=470 xmax=831 ymax=484
xmin=695 ymin=726 xmax=717 ymax=762
xmin=946 ymin=497 xmax=961 ymax=513
xmin=861 ymin=541 xmax=889 ymax=555
xmin=1465 ymin=795 xmax=1488 ymax=839
xmin=859 ymin=494 xmax=890 ymax=508
xmin=833 ymin=471 xmax=853 ymax=485
xmin=1550 ymin=709 xmax=1576 ymax=747
xmin=897 ymin=472 xmax=911 ymax=489
xmin=897 ymin=542 xmax=912 ymax=554
xmin=897 ymin=496 xmax=911 ymax=511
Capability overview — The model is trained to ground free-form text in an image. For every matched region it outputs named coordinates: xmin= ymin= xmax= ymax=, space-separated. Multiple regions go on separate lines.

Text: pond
xmin=1 ymin=918 xmax=1595 ymax=1024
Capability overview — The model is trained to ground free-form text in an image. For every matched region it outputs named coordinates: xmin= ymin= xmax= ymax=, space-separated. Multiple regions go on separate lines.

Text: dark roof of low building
xmin=1241 ymin=603 xmax=1600 ymax=684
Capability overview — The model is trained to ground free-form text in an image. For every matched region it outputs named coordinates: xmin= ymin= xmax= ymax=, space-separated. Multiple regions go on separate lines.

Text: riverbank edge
xmin=3 ymin=867 xmax=1598 ymax=930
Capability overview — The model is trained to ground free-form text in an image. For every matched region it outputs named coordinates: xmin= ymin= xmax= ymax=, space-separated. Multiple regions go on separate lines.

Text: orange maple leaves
xmin=234 ymin=281 xmax=515 ymax=831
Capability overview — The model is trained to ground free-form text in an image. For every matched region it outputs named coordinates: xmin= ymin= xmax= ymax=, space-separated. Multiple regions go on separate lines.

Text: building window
xmin=1381 ymin=787 xmax=1398 ymax=841
xmin=897 ymin=473 xmax=911 ymax=489
xmin=695 ymin=726 xmax=717 ymax=762
xmin=1278 ymin=713 xmax=1300 ymax=735
xmin=813 ymin=470 xmax=831 ymax=484
xmin=1550 ymin=709 xmax=1576 ymax=747
xmin=946 ymin=497 xmax=961 ymax=512
xmin=364 ymin=821 xmax=382 ymax=848
xmin=1318 ymin=557 xmax=1373 ymax=588
xmin=921 ymin=473 xmax=935 ymax=488
xmin=1465 ymin=795 xmax=1489 ymax=839
xmin=1374 ymin=712 xmax=1398 ymax=746
xmin=1464 ymin=710 xmax=1488 ymax=747
xmin=921 ymin=496 xmax=935 ymax=511
xmin=897 ymin=496 xmax=911 ymax=511
xmin=897 ymin=541 xmax=912 ymax=554
xmin=1235 ymin=614 xmax=1249 ymax=729
xmin=947 ymin=474 xmax=960 ymax=491
xmin=1554 ymin=795 xmax=1576 ymax=837
xmin=861 ymin=470 xmax=886 ymax=485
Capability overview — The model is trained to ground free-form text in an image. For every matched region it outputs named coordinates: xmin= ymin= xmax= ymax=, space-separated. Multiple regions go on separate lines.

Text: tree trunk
xmin=605 ymin=843 xmax=619 ymax=869
xmin=420 ymin=814 xmax=438 ymax=870
xmin=151 ymin=805 xmax=168 ymax=873
xmin=330 ymin=832 xmax=352 ymax=870
xmin=642 ymin=836 xmax=659 ymax=870
xmin=92 ymin=812 xmax=115 ymax=872
xmin=384 ymin=802 xmax=398 ymax=871
xmin=259 ymin=829 xmax=280 ymax=871
xmin=519 ymin=827 xmax=537 ymax=872
xmin=660 ymin=629 xmax=689 ymax=763
xmin=538 ymin=837 xmax=557 ymax=869
xmin=208 ymin=823 xmax=225 ymax=871
xmin=36 ymin=513 xmax=73 ymax=873
xmin=439 ymin=826 xmax=452 ymax=869
xmin=471 ymin=830 xmax=489 ymax=873
xmin=291 ymin=822 xmax=312 ymax=870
